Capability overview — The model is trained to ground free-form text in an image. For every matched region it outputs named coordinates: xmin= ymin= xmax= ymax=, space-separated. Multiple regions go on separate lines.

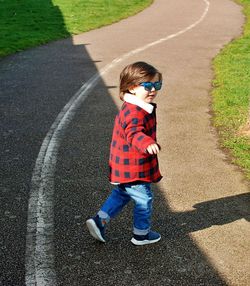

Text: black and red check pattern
xmin=109 ymin=101 xmax=162 ymax=184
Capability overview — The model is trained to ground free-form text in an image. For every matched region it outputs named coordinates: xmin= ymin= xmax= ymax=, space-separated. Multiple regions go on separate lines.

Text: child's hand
xmin=146 ymin=143 xmax=160 ymax=154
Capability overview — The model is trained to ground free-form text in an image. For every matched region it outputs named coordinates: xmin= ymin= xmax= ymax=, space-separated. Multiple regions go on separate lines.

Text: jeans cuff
xmin=98 ymin=210 xmax=110 ymax=221
xmin=133 ymin=227 xmax=150 ymax=235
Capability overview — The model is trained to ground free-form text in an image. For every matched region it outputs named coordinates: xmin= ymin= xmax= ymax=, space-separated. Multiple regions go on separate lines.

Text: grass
xmin=0 ymin=0 xmax=152 ymax=57
xmin=212 ymin=0 xmax=250 ymax=180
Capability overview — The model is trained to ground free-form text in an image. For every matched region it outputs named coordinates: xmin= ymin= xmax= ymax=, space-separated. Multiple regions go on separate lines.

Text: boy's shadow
xmin=156 ymin=192 xmax=250 ymax=238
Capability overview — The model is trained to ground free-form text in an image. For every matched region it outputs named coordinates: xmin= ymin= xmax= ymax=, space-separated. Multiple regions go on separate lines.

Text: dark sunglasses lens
xmin=143 ymin=82 xmax=153 ymax=91
xmin=154 ymin=82 xmax=162 ymax=90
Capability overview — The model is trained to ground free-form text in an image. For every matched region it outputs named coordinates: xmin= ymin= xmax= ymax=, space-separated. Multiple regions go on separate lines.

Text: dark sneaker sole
xmin=131 ymin=236 xmax=161 ymax=246
xmin=86 ymin=219 xmax=106 ymax=243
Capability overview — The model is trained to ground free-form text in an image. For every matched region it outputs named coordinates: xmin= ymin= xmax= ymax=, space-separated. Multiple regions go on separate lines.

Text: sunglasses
xmin=139 ymin=81 xmax=162 ymax=92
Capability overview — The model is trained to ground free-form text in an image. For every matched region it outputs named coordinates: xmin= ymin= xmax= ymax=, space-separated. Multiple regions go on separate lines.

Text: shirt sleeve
xmin=123 ymin=111 xmax=155 ymax=154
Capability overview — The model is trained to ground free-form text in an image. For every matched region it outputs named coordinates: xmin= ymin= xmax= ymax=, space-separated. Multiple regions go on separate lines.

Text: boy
xmin=86 ymin=61 xmax=163 ymax=245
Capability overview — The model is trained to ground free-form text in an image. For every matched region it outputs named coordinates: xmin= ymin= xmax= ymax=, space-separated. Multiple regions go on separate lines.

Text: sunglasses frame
xmin=139 ymin=81 xmax=162 ymax=92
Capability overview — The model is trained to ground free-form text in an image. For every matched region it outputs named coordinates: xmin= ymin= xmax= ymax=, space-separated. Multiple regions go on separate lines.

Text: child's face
xmin=130 ymin=74 xmax=161 ymax=104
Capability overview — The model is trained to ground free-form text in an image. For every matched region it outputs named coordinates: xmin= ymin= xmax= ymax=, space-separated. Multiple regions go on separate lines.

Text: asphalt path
xmin=0 ymin=0 xmax=249 ymax=285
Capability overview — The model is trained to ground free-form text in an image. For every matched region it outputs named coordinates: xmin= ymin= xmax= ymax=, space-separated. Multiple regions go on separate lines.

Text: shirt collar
xmin=123 ymin=93 xmax=154 ymax=114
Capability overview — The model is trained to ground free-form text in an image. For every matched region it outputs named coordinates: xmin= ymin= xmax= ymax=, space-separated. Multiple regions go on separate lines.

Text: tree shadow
xmin=0 ymin=1 xmax=85 ymax=284
xmin=0 ymin=0 xmax=71 ymax=57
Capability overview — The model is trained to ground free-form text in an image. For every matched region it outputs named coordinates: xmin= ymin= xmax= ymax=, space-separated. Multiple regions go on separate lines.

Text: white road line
xmin=25 ymin=1 xmax=210 ymax=285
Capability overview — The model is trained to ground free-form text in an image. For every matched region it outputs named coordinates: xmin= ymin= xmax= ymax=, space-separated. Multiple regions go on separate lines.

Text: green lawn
xmin=0 ymin=0 xmax=152 ymax=57
xmin=212 ymin=0 xmax=250 ymax=179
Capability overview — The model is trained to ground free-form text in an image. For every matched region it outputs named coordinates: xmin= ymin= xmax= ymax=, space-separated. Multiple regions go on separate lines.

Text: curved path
xmin=0 ymin=0 xmax=249 ymax=285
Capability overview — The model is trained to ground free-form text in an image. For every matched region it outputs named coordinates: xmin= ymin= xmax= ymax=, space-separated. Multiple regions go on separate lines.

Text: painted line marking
xmin=25 ymin=1 xmax=210 ymax=285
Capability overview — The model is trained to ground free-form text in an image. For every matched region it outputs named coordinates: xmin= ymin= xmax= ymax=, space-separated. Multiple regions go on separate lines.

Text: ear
xmin=128 ymin=86 xmax=136 ymax=95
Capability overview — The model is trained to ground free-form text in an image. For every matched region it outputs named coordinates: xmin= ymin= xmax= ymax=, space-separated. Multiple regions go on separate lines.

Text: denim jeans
xmin=98 ymin=182 xmax=153 ymax=235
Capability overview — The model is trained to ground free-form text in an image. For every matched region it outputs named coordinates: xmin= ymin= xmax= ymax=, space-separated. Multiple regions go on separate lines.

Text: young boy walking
xmin=86 ymin=61 xmax=163 ymax=245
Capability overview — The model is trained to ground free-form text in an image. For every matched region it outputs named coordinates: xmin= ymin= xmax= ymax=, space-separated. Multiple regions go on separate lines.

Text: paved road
xmin=0 ymin=0 xmax=249 ymax=285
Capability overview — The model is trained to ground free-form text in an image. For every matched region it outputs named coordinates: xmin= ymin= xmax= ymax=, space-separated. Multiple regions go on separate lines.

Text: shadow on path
xmin=0 ymin=1 xmax=86 ymax=284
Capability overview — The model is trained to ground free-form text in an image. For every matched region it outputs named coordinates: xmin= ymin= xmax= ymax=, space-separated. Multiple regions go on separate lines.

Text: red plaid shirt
xmin=109 ymin=94 xmax=162 ymax=184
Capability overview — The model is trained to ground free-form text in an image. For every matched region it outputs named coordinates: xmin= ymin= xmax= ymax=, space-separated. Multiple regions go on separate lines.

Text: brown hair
xmin=119 ymin=61 xmax=162 ymax=100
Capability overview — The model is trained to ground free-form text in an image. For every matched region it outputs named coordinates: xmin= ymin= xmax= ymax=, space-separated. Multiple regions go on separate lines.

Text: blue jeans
xmin=98 ymin=182 xmax=153 ymax=235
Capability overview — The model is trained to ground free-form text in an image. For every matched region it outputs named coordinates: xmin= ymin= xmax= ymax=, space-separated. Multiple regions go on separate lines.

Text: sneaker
xmin=131 ymin=231 xmax=161 ymax=246
xmin=86 ymin=216 xmax=106 ymax=243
